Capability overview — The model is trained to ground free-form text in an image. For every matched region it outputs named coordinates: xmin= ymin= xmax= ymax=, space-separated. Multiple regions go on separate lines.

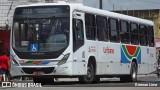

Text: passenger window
xmin=130 ymin=23 xmax=139 ymax=45
xmin=96 ymin=16 xmax=108 ymax=41
xmin=109 ymin=18 xmax=119 ymax=42
xmin=139 ymin=25 xmax=148 ymax=46
xmin=131 ymin=23 xmax=138 ymax=34
xmin=120 ymin=20 xmax=130 ymax=44
xmin=148 ymin=26 xmax=154 ymax=47
xmin=85 ymin=13 xmax=96 ymax=40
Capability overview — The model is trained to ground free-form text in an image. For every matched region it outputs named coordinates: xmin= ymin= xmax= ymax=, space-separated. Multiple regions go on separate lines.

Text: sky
xmin=83 ymin=0 xmax=160 ymax=10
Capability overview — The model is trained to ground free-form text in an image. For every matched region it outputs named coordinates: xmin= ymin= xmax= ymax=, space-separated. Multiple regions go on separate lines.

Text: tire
xmin=129 ymin=62 xmax=138 ymax=82
xmin=33 ymin=77 xmax=54 ymax=85
xmin=120 ymin=62 xmax=137 ymax=82
xmin=78 ymin=63 xmax=95 ymax=84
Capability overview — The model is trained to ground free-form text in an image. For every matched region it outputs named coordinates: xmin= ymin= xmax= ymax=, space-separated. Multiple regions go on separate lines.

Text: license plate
xmin=33 ymin=71 xmax=44 ymax=76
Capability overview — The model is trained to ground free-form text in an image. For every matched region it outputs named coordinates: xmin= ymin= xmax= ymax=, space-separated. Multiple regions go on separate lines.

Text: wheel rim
xmin=86 ymin=67 xmax=92 ymax=80
xmin=132 ymin=69 xmax=136 ymax=79
xmin=132 ymin=64 xmax=137 ymax=81
xmin=84 ymin=65 xmax=94 ymax=81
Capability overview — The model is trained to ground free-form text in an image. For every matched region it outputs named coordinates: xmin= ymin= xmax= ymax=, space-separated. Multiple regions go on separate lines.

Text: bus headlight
xmin=57 ymin=53 xmax=70 ymax=65
xmin=10 ymin=55 xmax=19 ymax=65
xmin=12 ymin=59 xmax=19 ymax=65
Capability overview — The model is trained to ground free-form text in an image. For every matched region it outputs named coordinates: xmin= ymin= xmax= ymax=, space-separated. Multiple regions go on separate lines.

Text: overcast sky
xmin=83 ymin=0 xmax=160 ymax=10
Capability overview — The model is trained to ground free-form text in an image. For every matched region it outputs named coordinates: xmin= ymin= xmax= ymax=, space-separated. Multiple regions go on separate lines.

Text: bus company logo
xmin=88 ymin=46 xmax=96 ymax=52
xmin=25 ymin=60 xmax=50 ymax=65
xmin=103 ymin=47 xmax=114 ymax=55
xmin=121 ymin=45 xmax=141 ymax=64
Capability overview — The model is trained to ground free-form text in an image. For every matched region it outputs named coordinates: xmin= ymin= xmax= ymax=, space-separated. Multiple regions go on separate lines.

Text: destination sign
xmin=15 ymin=6 xmax=69 ymax=15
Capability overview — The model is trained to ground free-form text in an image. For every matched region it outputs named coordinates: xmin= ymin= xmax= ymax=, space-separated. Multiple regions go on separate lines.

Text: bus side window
xmin=73 ymin=19 xmax=84 ymax=52
xmin=85 ymin=13 xmax=96 ymax=40
xmin=108 ymin=18 xmax=119 ymax=42
xmin=120 ymin=20 xmax=130 ymax=44
xmin=96 ymin=15 xmax=108 ymax=41
xmin=148 ymin=26 xmax=154 ymax=47
xmin=139 ymin=24 xmax=148 ymax=46
xmin=130 ymin=23 xmax=139 ymax=45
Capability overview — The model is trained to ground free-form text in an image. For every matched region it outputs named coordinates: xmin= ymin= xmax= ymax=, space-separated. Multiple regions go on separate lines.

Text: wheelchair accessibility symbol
xmin=30 ymin=44 xmax=38 ymax=52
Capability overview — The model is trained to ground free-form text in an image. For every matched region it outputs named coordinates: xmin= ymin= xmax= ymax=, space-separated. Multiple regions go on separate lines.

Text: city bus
xmin=10 ymin=1 xmax=156 ymax=84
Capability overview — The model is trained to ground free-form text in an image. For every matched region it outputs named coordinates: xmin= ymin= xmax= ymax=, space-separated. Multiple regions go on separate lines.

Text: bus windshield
xmin=12 ymin=6 xmax=70 ymax=53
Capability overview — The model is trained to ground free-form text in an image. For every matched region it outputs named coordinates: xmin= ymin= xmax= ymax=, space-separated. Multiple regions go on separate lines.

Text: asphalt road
xmin=42 ymin=74 xmax=160 ymax=87
xmin=0 ymin=74 xmax=160 ymax=90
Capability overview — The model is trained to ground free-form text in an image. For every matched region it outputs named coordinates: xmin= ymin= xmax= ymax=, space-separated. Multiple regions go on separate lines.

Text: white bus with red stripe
xmin=10 ymin=1 xmax=156 ymax=84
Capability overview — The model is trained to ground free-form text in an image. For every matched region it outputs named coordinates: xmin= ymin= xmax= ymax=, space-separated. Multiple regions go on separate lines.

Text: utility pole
xmin=113 ymin=4 xmax=114 ymax=11
xmin=100 ymin=0 xmax=102 ymax=9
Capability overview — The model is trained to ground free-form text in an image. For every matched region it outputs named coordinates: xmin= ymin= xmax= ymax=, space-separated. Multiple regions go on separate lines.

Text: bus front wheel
xmin=78 ymin=63 xmax=95 ymax=84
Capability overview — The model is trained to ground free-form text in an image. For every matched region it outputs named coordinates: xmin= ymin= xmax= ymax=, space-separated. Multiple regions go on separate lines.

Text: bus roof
xmin=15 ymin=2 xmax=154 ymax=26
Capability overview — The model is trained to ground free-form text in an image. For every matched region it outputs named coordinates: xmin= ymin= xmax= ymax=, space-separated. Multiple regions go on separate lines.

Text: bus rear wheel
xmin=120 ymin=62 xmax=137 ymax=82
xmin=129 ymin=62 xmax=137 ymax=82
xmin=78 ymin=63 xmax=95 ymax=84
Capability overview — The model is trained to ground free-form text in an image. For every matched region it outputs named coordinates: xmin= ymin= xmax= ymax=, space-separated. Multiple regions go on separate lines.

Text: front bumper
xmin=10 ymin=62 xmax=73 ymax=77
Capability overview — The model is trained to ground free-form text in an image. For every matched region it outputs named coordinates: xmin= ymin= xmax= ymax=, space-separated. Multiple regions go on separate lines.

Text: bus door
xmin=72 ymin=12 xmax=86 ymax=74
